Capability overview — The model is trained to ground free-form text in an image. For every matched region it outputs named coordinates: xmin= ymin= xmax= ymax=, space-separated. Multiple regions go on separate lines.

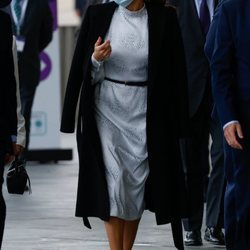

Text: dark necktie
xmin=14 ymin=0 xmax=22 ymax=23
xmin=199 ymin=0 xmax=210 ymax=37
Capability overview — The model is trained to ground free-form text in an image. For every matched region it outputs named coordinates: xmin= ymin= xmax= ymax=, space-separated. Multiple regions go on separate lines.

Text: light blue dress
xmin=91 ymin=5 xmax=149 ymax=220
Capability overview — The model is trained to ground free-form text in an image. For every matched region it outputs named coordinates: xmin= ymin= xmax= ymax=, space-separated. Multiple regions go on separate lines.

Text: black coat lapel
xmin=190 ymin=0 xmax=205 ymax=43
xmin=83 ymin=2 xmax=117 ymax=74
xmin=190 ymin=0 xmax=199 ymax=23
xmin=93 ymin=2 xmax=117 ymax=41
xmin=146 ymin=3 xmax=165 ymax=94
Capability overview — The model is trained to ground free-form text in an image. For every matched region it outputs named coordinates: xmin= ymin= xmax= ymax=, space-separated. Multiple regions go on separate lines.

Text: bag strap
xmin=26 ymin=171 xmax=32 ymax=194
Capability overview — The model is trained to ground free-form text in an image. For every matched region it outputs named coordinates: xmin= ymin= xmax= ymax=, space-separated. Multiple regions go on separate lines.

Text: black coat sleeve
xmin=60 ymin=6 xmax=91 ymax=133
xmin=39 ymin=1 xmax=53 ymax=52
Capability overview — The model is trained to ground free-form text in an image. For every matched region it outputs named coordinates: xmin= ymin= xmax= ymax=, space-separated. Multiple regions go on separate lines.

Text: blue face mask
xmin=114 ymin=0 xmax=134 ymax=8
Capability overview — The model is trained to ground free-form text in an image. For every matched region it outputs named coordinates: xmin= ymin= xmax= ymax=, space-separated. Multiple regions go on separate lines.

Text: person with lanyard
xmin=10 ymin=0 xmax=53 ymax=161
xmin=168 ymin=0 xmax=226 ymax=246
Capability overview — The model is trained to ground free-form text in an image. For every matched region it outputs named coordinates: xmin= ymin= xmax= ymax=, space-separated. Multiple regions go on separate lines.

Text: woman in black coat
xmin=61 ymin=0 xmax=189 ymax=248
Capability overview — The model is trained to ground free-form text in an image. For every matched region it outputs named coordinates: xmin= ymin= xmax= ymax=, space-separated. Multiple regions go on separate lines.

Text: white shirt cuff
xmin=223 ymin=120 xmax=239 ymax=130
xmin=91 ymin=54 xmax=103 ymax=69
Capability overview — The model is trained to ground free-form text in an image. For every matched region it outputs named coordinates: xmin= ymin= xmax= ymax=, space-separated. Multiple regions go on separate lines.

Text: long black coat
xmin=61 ymin=0 xmax=188 ymax=233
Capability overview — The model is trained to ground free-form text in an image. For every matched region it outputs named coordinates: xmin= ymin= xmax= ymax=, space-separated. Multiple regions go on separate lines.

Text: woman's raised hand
xmin=92 ymin=36 xmax=112 ymax=62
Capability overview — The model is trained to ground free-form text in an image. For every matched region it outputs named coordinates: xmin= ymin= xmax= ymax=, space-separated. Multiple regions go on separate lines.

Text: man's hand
xmin=224 ymin=122 xmax=244 ymax=150
xmin=4 ymin=154 xmax=15 ymax=165
xmin=15 ymin=144 xmax=24 ymax=156
xmin=92 ymin=37 xmax=112 ymax=62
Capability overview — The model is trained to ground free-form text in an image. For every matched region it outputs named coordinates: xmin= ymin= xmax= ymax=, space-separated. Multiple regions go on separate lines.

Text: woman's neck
xmin=127 ymin=0 xmax=144 ymax=11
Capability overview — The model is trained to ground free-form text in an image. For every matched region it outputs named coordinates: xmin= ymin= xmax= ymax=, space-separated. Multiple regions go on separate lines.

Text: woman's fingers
xmin=97 ymin=40 xmax=111 ymax=51
xmin=100 ymin=44 xmax=112 ymax=54
xmin=93 ymin=39 xmax=112 ymax=61
xmin=95 ymin=36 xmax=102 ymax=47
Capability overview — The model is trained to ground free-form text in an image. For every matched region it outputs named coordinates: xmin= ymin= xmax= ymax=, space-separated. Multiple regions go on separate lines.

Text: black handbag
xmin=6 ymin=158 xmax=31 ymax=195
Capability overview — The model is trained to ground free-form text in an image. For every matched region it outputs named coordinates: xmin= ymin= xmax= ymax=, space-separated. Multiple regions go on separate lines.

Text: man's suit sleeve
xmin=210 ymin=4 xmax=237 ymax=127
xmin=39 ymin=1 xmax=53 ymax=52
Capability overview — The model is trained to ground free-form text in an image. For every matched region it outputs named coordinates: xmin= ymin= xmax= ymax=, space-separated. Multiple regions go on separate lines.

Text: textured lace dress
xmin=91 ymin=5 xmax=149 ymax=220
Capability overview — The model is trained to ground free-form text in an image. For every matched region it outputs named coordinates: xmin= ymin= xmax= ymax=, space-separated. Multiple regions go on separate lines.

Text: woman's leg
xmin=105 ymin=217 xmax=125 ymax=250
xmin=123 ymin=219 xmax=140 ymax=250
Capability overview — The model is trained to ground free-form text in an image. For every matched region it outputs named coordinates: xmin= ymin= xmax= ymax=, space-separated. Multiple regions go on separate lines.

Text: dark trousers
xmin=182 ymin=103 xmax=225 ymax=231
xmin=181 ymin=102 xmax=210 ymax=231
xmin=224 ymin=135 xmax=250 ymax=250
xmin=206 ymin=114 xmax=226 ymax=228
xmin=20 ymin=84 xmax=37 ymax=151
xmin=0 ymin=150 xmax=6 ymax=248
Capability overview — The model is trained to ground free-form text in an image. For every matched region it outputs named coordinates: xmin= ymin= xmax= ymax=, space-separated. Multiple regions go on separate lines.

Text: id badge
xmin=16 ymin=37 xmax=26 ymax=53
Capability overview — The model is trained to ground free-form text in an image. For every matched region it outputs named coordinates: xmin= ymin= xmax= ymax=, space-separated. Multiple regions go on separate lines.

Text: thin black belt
xmin=104 ymin=77 xmax=148 ymax=86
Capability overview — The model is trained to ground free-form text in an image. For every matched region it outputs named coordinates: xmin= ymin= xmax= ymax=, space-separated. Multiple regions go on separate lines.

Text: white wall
xmin=58 ymin=0 xmax=80 ymax=26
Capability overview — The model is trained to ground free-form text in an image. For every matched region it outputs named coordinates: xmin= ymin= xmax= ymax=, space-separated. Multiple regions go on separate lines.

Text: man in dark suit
xmin=169 ymin=0 xmax=225 ymax=246
xmin=0 ymin=0 xmax=17 ymax=247
xmin=10 ymin=0 xmax=53 ymax=156
xmin=211 ymin=0 xmax=250 ymax=248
